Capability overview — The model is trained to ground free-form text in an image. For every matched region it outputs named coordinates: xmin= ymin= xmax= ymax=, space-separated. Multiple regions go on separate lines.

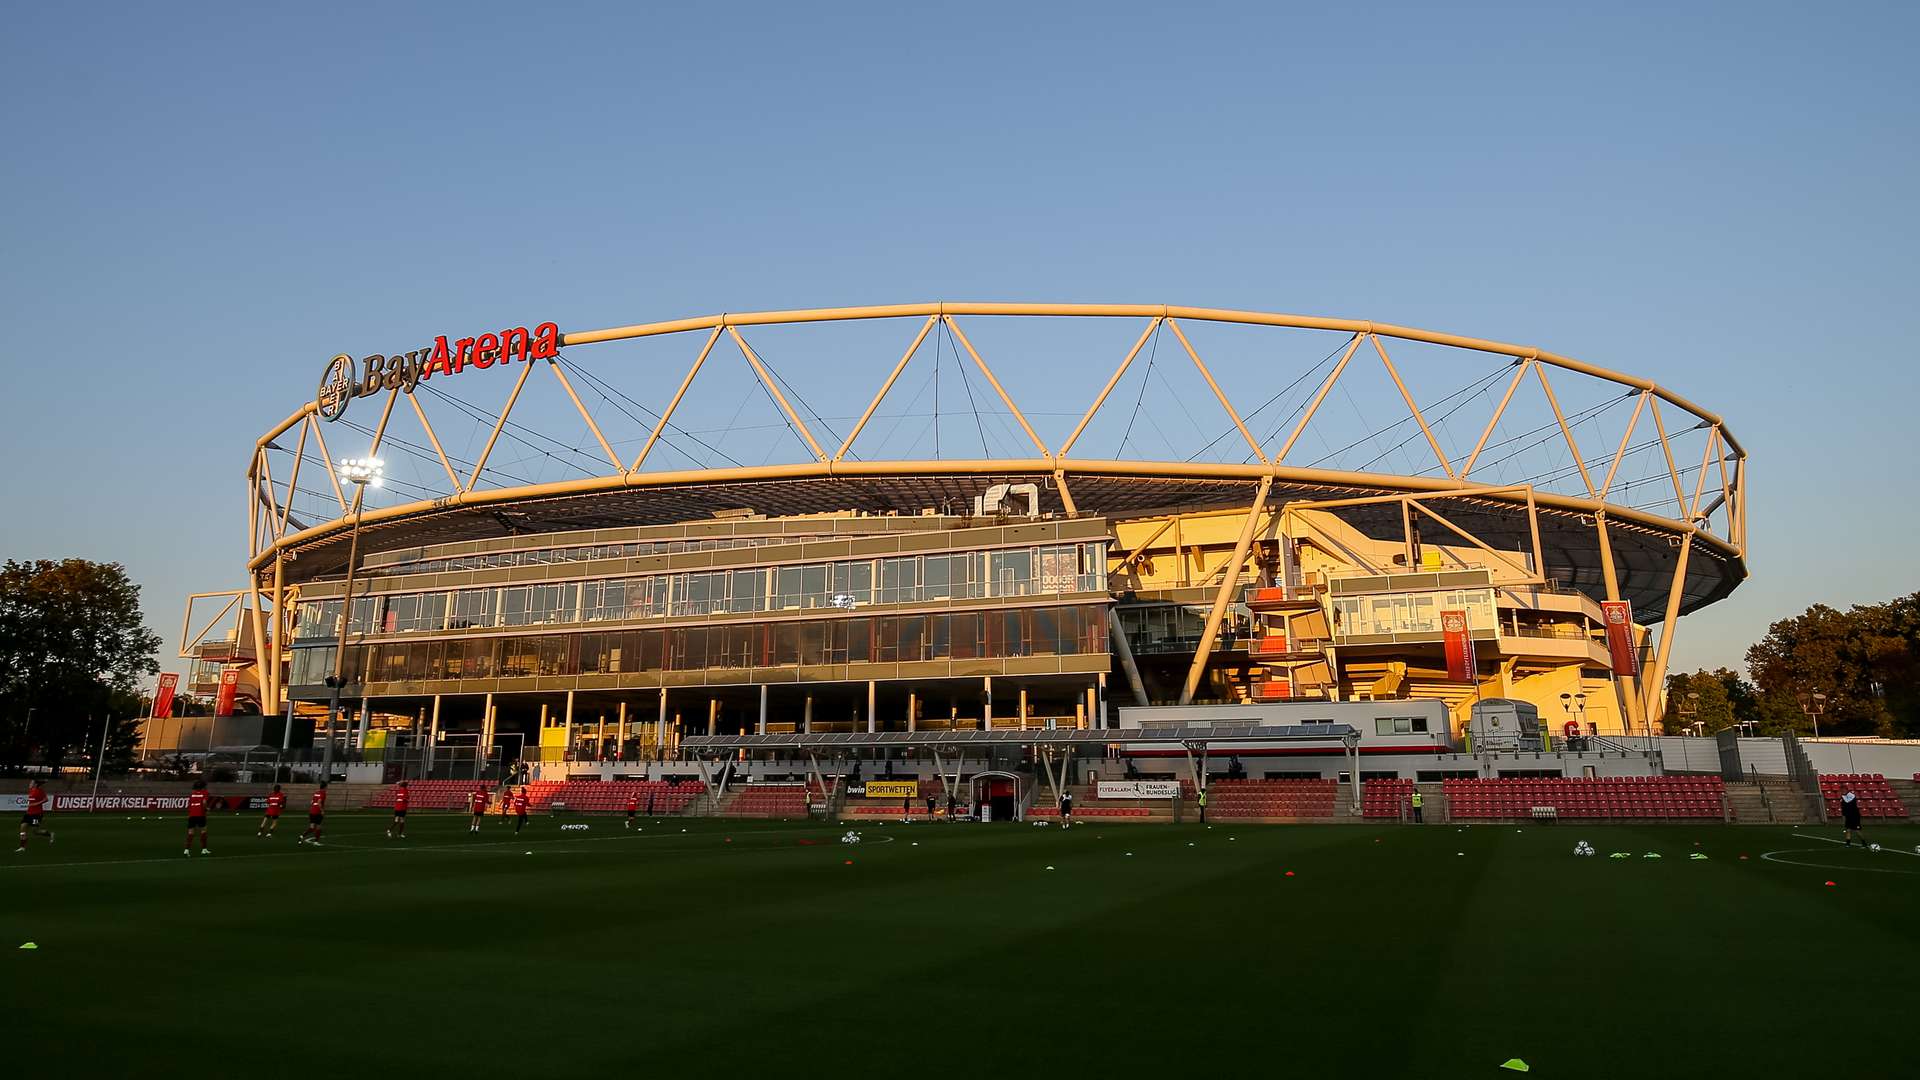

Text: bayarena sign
xmin=318 ymin=321 xmax=561 ymax=422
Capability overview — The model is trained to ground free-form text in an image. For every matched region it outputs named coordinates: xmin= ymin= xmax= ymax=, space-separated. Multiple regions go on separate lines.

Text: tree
xmin=1744 ymin=593 xmax=1920 ymax=737
xmin=1663 ymin=668 xmax=1759 ymax=733
xmin=0 ymin=559 xmax=162 ymax=771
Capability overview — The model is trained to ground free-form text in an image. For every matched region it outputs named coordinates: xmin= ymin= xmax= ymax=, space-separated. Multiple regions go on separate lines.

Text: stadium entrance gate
xmin=970 ymin=771 xmax=1023 ymax=822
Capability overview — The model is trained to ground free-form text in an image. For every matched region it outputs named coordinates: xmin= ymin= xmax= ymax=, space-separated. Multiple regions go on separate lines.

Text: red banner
xmin=1601 ymin=601 xmax=1638 ymax=675
xmin=152 ymin=673 xmax=179 ymax=719
xmin=214 ymin=668 xmax=240 ymax=717
xmin=1441 ymin=609 xmax=1473 ymax=682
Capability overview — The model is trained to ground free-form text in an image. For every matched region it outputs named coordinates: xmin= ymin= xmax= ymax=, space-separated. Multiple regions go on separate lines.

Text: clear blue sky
xmin=2 ymin=2 xmax=1914 ymax=681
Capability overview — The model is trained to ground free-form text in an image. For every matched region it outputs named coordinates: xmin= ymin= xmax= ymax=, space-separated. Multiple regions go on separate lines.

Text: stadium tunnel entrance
xmin=970 ymin=770 xmax=1024 ymax=822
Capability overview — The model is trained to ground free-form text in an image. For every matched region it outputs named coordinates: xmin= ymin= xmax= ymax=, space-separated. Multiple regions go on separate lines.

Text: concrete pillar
xmin=758 ymin=684 xmax=769 ymax=735
xmin=617 ymin=701 xmax=628 ymax=760
xmin=804 ymin=695 xmax=814 ymax=734
xmin=426 ymin=694 xmax=441 ymax=773
xmin=482 ymin=692 xmax=494 ymax=759
xmin=657 ymin=688 xmax=668 ymax=761
xmin=355 ymin=698 xmax=371 ymax=750
xmin=1019 ymin=687 xmax=1029 ymax=728
xmin=563 ymin=691 xmax=575 ymax=758
xmin=908 ymin=690 xmax=917 ymax=733
xmin=596 ymin=712 xmax=606 ymax=761
xmin=867 ymin=681 xmax=877 ymax=735
xmin=983 ymin=675 xmax=993 ymax=730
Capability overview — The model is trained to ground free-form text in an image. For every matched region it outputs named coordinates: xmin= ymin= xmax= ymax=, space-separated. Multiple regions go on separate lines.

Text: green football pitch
xmin=7 ymin=812 xmax=1919 ymax=1078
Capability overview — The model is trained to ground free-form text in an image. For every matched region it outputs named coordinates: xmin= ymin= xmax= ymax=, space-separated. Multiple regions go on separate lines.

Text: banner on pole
xmin=1601 ymin=601 xmax=1639 ymax=675
xmin=214 ymin=669 xmax=240 ymax=717
xmin=1441 ymin=609 xmax=1473 ymax=683
xmin=153 ymin=673 xmax=179 ymax=719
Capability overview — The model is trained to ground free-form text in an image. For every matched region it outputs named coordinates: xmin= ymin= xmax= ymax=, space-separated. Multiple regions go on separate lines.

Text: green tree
xmin=1664 ymin=668 xmax=1758 ymax=733
xmin=1744 ymin=593 xmax=1920 ymax=737
xmin=0 ymin=559 xmax=162 ymax=772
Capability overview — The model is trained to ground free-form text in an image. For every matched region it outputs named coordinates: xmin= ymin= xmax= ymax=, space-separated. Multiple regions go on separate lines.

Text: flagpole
xmin=90 ymin=712 xmax=112 ymax=803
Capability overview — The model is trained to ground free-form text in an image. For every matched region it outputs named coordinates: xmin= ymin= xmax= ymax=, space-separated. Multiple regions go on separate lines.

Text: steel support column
xmin=1643 ymin=532 xmax=1695 ymax=727
xmin=1593 ymin=513 xmax=1646 ymax=736
xmin=1180 ymin=476 xmax=1273 ymax=704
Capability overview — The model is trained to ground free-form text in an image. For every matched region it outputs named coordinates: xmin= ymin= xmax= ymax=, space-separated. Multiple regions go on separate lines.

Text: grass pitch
xmin=7 ymin=811 xmax=1919 ymax=1077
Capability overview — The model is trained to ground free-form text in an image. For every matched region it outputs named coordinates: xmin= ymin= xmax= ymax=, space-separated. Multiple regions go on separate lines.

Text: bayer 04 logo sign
xmin=316 ymin=353 xmax=356 ymax=422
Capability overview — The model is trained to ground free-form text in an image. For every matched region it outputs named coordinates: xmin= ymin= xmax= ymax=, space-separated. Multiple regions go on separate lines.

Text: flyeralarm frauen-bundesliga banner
xmin=1095 ymin=781 xmax=1181 ymax=799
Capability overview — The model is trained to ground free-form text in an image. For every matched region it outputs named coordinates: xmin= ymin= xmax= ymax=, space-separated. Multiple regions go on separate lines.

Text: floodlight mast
xmin=321 ymin=457 xmax=383 ymax=779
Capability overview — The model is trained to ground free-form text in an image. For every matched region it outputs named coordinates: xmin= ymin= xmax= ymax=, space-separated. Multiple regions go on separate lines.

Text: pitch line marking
xmin=0 ymin=822 xmax=875 ymax=872
xmin=1788 ymin=832 xmax=1920 ymax=857
xmin=1759 ymin=849 xmax=1920 ymax=876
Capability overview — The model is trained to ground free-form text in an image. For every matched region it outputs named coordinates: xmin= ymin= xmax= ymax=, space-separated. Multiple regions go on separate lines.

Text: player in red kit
xmin=299 ymin=781 xmax=328 ymax=845
xmin=184 ymin=779 xmax=212 ymax=857
xmin=468 ymin=785 xmax=489 ymax=833
xmin=16 ymin=779 xmax=53 ymax=853
xmin=625 ymin=791 xmax=639 ymax=829
xmin=257 ymin=784 xmax=287 ymax=837
xmin=512 ymin=787 xmax=530 ymax=834
xmin=387 ymin=780 xmax=410 ymax=839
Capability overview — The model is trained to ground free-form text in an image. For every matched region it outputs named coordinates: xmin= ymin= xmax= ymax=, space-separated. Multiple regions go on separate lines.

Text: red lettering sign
xmin=326 ymin=322 xmax=562 ymax=422
xmin=1441 ymin=609 xmax=1473 ymax=683
xmin=1601 ymin=600 xmax=1638 ymax=675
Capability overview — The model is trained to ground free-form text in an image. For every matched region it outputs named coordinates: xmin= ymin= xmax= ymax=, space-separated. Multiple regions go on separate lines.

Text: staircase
xmin=1885 ymin=777 xmax=1920 ymax=821
xmin=1725 ymin=780 xmax=1816 ymax=824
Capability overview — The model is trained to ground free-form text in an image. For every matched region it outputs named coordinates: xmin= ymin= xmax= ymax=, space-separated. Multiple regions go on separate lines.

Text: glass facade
xmin=1328 ymin=587 xmax=1496 ymax=641
xmin=289 ymin=604 xmax=1109 ymax=687
xmin=366 ymin=535 xmax=808 ymax=577
xmin=297 ymin=542 xmax=1107 ymax=640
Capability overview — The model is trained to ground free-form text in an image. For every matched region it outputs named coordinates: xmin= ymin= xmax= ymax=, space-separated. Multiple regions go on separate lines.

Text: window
xmin=449 ymin=589 xmax=497 ymax=629
xmin=878 ymin=558 xmax=916 ymax=605
xmin=728 ymin=569 xmax=765 ymax=614
xmin=832 ymin=561 xmax=873 ymax=605
xmin=1038 ymin=545 xmax=1078 ymax=593
xmin=290 ymin=646 xmax=334 ymax=684
xmin=988 ymin=549 xmax=1033 ymax=597
xmin=296 ymin=601 xmax=340 ymax=640
xmin=1375 ymin=717 xmax=1431 ymax=736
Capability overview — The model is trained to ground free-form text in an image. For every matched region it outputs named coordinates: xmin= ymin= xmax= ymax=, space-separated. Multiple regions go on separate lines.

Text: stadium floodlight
xmin=321 ymin=453 xmax=385 ymax=778
xmin=338 ymin=456 xmax=385 ymax=488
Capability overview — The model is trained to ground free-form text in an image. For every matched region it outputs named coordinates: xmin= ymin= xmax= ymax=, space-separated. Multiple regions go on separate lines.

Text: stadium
xmin=165 ymin=302 xmax=1748 ymax=787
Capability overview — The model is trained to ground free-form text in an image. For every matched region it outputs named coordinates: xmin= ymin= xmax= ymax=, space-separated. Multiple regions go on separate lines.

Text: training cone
xmin=1825 ymin=880 xmax=1836 ymax=887
xmin=1284 ymin=870 xmax=1294 ymax=877
xmin=19 ymin=942 xmax=38 ymax=950
xmin=1500 ymin=1059 xmax=1530 ymax=1073
xmin=843 ymin=860 xmax=853 ymax=865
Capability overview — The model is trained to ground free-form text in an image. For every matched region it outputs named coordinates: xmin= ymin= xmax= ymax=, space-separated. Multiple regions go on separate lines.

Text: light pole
xmin=1676 ymin=691 xmax=1701 ymax=737
xmin=322 ymin=456 xmax=383 ymax=781
xmin=1799 ymin=690 xmax=1827 ymax=739
xmin=1558 ymin=691 xmax=1588 ymax=748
